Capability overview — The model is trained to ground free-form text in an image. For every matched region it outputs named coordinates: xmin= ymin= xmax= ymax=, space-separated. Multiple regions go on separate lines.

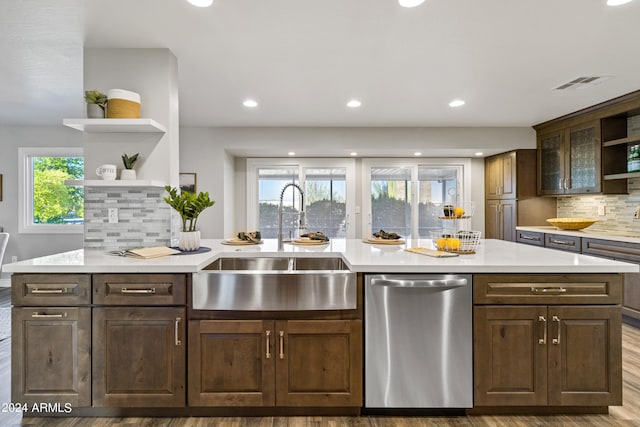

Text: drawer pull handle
xmin=531 ymin=287 xmax=567 ymax=294
xmin=120 ymin=288 xmax=156 ymax=294
xmin=174 ymin=317 xmax=182 ymax=346
xmin=549 ymin=239 xmax=575 ymax=246
xmin=266 ymin=330 xmax=271 ymax=359
xmin=30 ymin=287 xmax=67 ymax=294
xmin=32 ymin=312 xmax=66 ymax=318
xmin=538 ymin=315 xmax=547 ymax=344
xmin=279 ymin=330 xmax=285 ymax=359
xmin=552 ymin=315 xmax=561 ymax=345
xmin=520 ymin=234 xmax=541 ymax=241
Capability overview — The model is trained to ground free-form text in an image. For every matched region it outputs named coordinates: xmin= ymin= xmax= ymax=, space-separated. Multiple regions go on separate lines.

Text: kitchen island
xmin=5 ymin=238 xmax=637 ymax=417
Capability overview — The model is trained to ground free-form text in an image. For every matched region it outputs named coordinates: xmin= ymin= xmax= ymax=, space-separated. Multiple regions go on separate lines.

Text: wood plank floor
xmin=1 ymin=284 xmax=640 ymax=426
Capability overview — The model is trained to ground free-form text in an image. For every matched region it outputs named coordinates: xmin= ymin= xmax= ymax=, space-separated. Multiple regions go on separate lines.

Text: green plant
xmin=84 ymin=90 xmax=107 ymax=108
xmin=122 ymin=153 xmax=139 ymax=170
xmin=163 ymin=185 xmax=215 ymax=232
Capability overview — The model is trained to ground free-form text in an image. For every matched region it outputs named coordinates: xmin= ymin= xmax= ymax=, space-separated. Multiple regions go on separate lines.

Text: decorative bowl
xmin=546 ymin=218 xmax=597 ymax=231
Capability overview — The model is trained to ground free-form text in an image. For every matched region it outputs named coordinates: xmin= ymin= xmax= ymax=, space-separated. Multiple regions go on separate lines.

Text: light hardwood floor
xmin=2 ymin=283 xmax=639 ymax=426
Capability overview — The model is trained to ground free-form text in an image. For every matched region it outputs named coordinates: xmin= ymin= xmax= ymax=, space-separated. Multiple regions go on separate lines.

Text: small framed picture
xmin=179 ymin=173 xmax=197 ymax=194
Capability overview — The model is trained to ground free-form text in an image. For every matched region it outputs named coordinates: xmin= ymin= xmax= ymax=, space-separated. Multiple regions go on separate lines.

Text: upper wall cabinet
xmin=534 ymin=90 xmax=640 ymax=196
xmin=537 ymin=121 xmax=602 ymax=195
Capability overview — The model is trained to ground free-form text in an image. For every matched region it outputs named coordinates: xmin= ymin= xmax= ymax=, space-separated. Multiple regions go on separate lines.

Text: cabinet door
xmin=276 ymin=320 xmax=362 ymax=407
xmin=500 ymin=151 xmax=517 ymax=198
xmin=501 ymin=199 xmax=516 ymax=242
xmin=547 ymin=306 xmax=622 ymax=406
xmin=566 ymin=121 xmax=601 ymax=194
xmin=538 ymin=130 xmax=565 ymax=195
xmin=474 ymin=306 xmax=548 ymax=406
xmin=11 ymin=307 xmax=91 ymax=407
xmin=485 ymin=200 xmax=500 ymax=239
xmin=485 ymin=155 xmax=502 ymax=199
xmin=188 ymin=320 xmax=275 ymax=407
xmin=92 ymin=307 xmax=186 ymax=407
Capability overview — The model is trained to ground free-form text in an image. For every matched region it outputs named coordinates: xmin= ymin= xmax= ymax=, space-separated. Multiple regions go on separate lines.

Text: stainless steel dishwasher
xmin=365 ymin=274 xmax=472 ymax=409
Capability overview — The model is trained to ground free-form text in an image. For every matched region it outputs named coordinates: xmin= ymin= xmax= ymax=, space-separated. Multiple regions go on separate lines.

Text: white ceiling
xmin=1 ymin=0 xmax=640 ymax=128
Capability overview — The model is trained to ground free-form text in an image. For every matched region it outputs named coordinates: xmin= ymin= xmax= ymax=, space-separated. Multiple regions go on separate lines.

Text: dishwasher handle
xmin=371 ymin=276 xmax=468 ymax=289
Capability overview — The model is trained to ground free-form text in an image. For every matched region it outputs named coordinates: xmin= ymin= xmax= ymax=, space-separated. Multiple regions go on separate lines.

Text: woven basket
xmin=106 ymin=89 xmax=141 ymax=118
xmin=546 ymin=218 xmax=597 ymax=230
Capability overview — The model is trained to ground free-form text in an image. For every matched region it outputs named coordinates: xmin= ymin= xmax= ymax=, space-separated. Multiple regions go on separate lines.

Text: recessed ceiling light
xmin=475 ymin=152 xmax=484 ymax=156
xmin=399 ymin=0 xmax=425 ymax=7
xmin=449 ymin=99 xmax=466 ymax=107
xmin=243 ymin=99 xmax=258 ymax=108
xmin=607 ymin=0 xmax=632 ymax=5
xmin=288 ymin=152 xmax=296 ymax=156
xmin=414 ymin=152 xmax=422 ymax=156
xmin=350 ymin=152 xmax=358 ymax=156
xmin=347 ymin=100 xmax=362 ymax=108
xmin=187 ymin=0 xmax=213 ymax=7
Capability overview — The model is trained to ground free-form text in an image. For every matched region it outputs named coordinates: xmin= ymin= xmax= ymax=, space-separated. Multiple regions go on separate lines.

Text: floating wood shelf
xmin=602 ymin=134 xmax=640 ymax=147
xmin=603 ymin=172 xmax=640 ymax=181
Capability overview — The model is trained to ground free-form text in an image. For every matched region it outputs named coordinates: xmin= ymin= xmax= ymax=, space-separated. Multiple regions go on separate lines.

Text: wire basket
xmin=435 ymin=202 xmax=475 ymax=220
xmin=430 ymin=230 xmax=482 ymax=254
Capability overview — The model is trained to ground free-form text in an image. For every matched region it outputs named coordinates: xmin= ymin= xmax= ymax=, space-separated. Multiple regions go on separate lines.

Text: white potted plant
xmin=163 ymin=185 xmax=215 ymax=251
xmin=120 ymin=153 xmax=139 ymax=180
xmin=84 ymin=90 xmax=107 ymax=118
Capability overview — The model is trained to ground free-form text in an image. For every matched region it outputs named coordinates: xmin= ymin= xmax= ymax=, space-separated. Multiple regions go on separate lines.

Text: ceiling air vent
xmin=553 ymin=76 xmax=612 ymax=90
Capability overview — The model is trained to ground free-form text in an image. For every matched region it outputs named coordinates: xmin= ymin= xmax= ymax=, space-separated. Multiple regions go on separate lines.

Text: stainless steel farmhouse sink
xmin=192 ymin=257 xmax=356 ymax=311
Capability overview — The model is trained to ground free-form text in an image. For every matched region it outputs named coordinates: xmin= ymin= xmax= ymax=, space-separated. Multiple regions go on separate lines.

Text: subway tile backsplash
xmin=557 ymin=115 xmax=640 ymax=234
xmin=84 ymin=186 xmax=171 ymax=250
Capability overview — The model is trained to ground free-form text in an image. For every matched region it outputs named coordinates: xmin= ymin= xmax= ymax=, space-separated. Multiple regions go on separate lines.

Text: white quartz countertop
xmin=516 ymin=226 xmax=640 ymax=245
xmin=3 ymin=238 xmax=638 ymax=274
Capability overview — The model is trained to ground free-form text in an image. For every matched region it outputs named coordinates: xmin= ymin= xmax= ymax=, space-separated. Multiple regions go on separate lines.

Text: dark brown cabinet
xmin=485 ymin=150 xmax=556 ymax=241
xmin=474 ymin=305 xmax=621 ymax=407
xmin=473 ymin=274 xmax=622 ymax=408
xmin=188 ymin=319 xmax=362 ymax=408
xmin=92 ymin=306 xmax=186 ymax=407
xmin=537 ymin=121 xmax=602 ymax=195
xmin=91 ymin=273 xmax=187 ymax=408
xmin=11 ymin=274 xmax=92 ymax=408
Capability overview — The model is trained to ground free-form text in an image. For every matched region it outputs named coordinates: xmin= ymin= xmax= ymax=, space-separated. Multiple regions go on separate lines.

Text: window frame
xmin=246 ymin=158 xmax=357 ymax=238
xmin=18 ymin=147 xmax=84 ymax=234
xmin=362 ymin=158 xmax=471 ymax=238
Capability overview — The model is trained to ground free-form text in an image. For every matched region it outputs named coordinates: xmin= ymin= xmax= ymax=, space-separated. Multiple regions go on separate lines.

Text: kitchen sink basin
xmin=193 ymin=256 xmax=355 ymax=311
xmin=204 ymin=256 xmax=346 ymax=271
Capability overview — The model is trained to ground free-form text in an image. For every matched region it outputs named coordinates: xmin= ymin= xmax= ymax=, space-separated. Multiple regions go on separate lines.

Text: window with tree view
xmin=252 ymin=161 xmax=353 ymax=239
xmin=19 ymin=148 xmax=84 ymax=233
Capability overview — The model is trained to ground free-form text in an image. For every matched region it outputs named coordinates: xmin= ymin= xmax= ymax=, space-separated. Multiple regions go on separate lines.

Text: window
xmin=247 ymin=159 xmax=356 ymax=238
xmin=19 ymin=147 xmax=84 ymax=234
xmin=363 ymin=159 xmax=469 ymax=239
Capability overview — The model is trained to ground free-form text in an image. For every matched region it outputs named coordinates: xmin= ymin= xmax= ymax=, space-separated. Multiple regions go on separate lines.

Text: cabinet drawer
xmin=93 ymin=274 xmax=186 ymax=305
xmin=545 ymin=233 xmax=581 ymax=252
xmin=582 ymin=237 xmax=640 ymax=263
xmin=12 ymin=274 xmax=91 ymax=306
xmin=473 ymin=274 xmax=622 ymax=305
xmin=516 ymin=230 xmax=544 ymax=246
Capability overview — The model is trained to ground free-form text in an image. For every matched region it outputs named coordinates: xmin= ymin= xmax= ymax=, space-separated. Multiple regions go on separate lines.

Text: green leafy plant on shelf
xmin=163 ymin=185 xmax=215 ymax=232
xmin=121 ymin=153 xmax=139 ymax=170
xmin=84 ymin=90 xmax=107 ymax=110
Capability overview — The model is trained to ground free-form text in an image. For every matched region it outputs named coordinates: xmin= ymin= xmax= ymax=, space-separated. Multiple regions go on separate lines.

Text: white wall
xmin=178 ymin=127 xmax=227 ymax=238
xmin=179 ymin=126 xmax=534 ymax=238
xmin=0 ymin=125 xmax=84 ymax=267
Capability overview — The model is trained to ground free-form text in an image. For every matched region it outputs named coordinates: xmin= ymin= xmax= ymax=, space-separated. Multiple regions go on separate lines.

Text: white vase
xmin=86 ymin=103 xmax=105 ymax=118
xmin=120 ymin=169 xmax=137 ymax=180
xmin=179 ymin=230 xmax=200 ymax=251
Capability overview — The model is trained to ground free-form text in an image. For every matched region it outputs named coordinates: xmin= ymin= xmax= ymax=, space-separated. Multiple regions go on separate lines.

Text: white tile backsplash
xmin=83 ymin=186 xmax=171 ymax=250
